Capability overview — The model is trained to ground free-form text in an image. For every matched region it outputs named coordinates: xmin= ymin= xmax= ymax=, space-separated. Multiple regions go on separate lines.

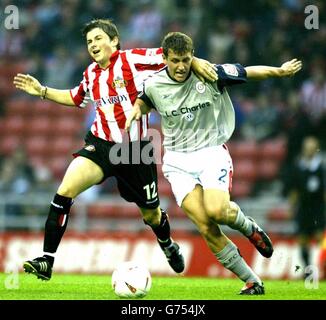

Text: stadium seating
xmin=0 ymin=62 xmax=28 ymax=98
xmin=2 ymin=115 xmax=26 ymax=136
xmin=232 ymin=159 xmax=257 ymax=182
xmin=25 ymin=136 xmax=49 ymax=157
xmin=0 ymin=135 xmax=21 ymax=155
xmin=47 ymin=155 xmax=70 ymax=179
xmin=167 ymin=203 xmax=187 ymax=219
xmin=257 ymin=159 xmax=280 ymax=180
xmin=158 ymin=179 xmax=173 ymax=197
xmin=26 ymin=117 xmax=53 ymax=136
xmin=266 ymin=207 xmax=291 ymax=222
xmin=1 ymin=89 xmax=85 ymax=180
xmin=227 ymin=141 xmax=259 ymax=161
xmin=260 ymin=138 xmax=286 ymax=162
xmin=231 ymin=180 xmax=252 ymax=198
xmin=88 ymin=204 xmax=141 ymax=219
xmin=5 ymin=98 xmax=33 ymax=116
xmin=51 ymin=136 xmax=77 ymax=155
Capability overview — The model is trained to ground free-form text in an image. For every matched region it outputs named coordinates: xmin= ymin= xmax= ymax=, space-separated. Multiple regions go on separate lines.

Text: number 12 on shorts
xmin=143 ymin=182 xmax=158 ymax=200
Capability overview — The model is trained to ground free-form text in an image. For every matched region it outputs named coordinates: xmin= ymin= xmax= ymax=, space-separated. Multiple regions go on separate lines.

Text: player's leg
xmin=296 ymin=207 xmax=320 ymax=278
xmin=45 ymin=156 xmax=104 ymax=252
xmin=140 ymin=206 xmax=184 ymax=273
xmin=23 ymin=156 xmax=104 ymax=280
xmin=203 ymin=189 xmax=273 ymax=258
xmin=182 ymin=185 xmax=264 ymax=295
xmin=114 ymin=144 xmax=184 ymax=273
xmin=200 ymin=145 xmax=273 ymax=258
xmin=140 ymin=207 xmax=170 ymax=247
xmin=298 ymin=234 xmax=310 ymax=277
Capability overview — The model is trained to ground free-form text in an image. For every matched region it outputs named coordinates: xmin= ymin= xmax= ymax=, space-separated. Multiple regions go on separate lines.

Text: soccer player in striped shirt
xmin=13 ymin=19 xmax=217 ymax=281
xmin=126 ymin=32 xmax=302 ymax=294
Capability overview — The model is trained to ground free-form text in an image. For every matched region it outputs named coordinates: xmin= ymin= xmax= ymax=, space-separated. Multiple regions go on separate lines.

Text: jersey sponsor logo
xmin=94 ymin=94 xmax=128 ymax=107
xmin=113 ymin=77 xmax=128 ymax=89
xmin=195 ymin=81 xmax=206 ymax=93
xmin=165 ymin=101 xmax=211 ymax=117
xmin=221 ymin=64 xmax=238 ymax=76
xmin=183 ymin=113 xmax=194 ymax=122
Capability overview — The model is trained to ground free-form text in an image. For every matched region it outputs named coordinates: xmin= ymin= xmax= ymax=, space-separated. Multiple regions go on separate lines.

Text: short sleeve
xmin=137 ymin=83 xmax=156 ymax=110
xmin=216 ymin=63 xmax=247 ymax=89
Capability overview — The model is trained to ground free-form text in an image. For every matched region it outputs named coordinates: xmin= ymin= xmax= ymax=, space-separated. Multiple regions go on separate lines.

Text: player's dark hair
xmin=161 ymin=32 xmax=194 ymax=57
xmin=82 ymin=19 xmax=121 ymax=50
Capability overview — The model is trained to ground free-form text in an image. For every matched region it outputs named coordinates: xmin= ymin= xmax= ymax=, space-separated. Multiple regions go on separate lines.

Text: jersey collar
xmin=165 ymin=67 xmax=192 ymax=83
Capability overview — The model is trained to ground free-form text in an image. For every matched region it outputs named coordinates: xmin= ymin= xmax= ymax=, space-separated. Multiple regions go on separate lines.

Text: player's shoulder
xmin=144 ymin=67 xmax=168 ymax=87
xmin=84 ymin=61 xmax=98 ymax=74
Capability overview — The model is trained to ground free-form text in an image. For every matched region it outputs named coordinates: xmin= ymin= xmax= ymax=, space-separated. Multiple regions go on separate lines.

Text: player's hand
xmin=13 ymin=73 xmax=43 ymax=96
xmin=125 ymin=106 xmax=142 ymax=131
xmin=192 ymin=57 xmax=218 ymax=82
xmin=280 ymin=58 xmax=302 ymax=77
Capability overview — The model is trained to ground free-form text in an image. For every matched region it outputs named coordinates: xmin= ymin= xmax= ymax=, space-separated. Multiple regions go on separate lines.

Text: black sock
xmin=43 ymin=194 xmax=72 ymax=255
xmin=145 ymin=210 xmax=172 ymax=247
xmin=43 ymin=255 xmax=55 ymax=267
xmin=301 ymin=245 xmax=310 ymax=268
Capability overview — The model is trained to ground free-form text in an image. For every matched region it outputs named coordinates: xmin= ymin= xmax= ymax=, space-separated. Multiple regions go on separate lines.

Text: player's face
xmin=164 ymin=49 xmax=193 ymax=82
xmin=86 ymin=28 xmax=118 ymax=68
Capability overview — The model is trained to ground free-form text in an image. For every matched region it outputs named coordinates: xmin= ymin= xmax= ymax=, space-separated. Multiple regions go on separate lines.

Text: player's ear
xmin=111 ymin=36 xmax=119 ymax=48
xmin=163 ymin=54 xmax=167 ymax=64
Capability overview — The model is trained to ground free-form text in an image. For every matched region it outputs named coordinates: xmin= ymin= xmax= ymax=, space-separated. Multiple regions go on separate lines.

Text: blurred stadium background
xmin=0 ymin=0 xmax=325 ymax=280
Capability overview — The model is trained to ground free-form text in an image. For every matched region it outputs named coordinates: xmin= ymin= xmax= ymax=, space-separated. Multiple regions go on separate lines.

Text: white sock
xmin=215 ymin=242 xmax=261 ymax=284
xmin=232 ymin=206 xmax=254 ymax=236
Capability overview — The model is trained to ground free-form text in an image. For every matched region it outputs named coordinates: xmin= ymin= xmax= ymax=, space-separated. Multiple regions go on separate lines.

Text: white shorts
xmin=162 ymin=145 xmax=233 ymax=206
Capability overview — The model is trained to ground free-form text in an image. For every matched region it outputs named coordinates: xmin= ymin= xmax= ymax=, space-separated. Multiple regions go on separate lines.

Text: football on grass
xmin=111 ymin=261 xmax=152 ymax=298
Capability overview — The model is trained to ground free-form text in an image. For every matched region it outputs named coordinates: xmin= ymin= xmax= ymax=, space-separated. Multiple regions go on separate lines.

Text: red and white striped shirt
xmin=70 ymin=48 xmax=164 ymax=142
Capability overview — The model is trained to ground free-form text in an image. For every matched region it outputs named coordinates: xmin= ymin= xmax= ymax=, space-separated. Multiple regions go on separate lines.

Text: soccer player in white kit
xmin=126 ymin=32 xmax=302 ymax=294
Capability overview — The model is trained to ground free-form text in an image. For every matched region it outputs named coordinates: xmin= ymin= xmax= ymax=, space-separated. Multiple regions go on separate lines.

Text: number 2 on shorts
xmin=218 ymin=169 xmax=227 ymax=183
xmin=143 ymin=181 xmax=158 ymax=200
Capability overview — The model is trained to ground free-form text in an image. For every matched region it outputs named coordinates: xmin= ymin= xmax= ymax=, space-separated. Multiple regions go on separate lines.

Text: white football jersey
xmin=139 ymin=63 xmax=247 ymax=152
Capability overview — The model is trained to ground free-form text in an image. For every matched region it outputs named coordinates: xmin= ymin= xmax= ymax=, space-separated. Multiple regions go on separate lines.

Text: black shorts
xmin=296 ymin=204 xmax=325 ymax=236
xmin=74 ymin=131 xmax=160 ymax=209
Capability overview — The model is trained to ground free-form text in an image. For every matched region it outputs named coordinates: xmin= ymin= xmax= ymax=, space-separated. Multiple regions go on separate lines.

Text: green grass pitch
xmin=0 ymin=273 xmax=325 ymax=300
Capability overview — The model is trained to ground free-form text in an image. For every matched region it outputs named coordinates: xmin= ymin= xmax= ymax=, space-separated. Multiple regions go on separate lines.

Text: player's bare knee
xmin=227 ymin=202 xmax=239 ymax=224
xmin=197 ymin=221 xmax=224 ymax=242
xmin=197 ymin=221 xmax=216 ymax=238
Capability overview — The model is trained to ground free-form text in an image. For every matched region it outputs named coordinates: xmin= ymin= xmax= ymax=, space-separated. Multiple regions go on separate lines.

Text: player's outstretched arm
xmin=125 ymin=99 xmax=151 ymax=131
xmin=192 ymin=57 xmax=218 ymax=82
xmin=245 ymin=58 xmax=302 ymax=80
xmin=13 ymin=73 xmax=75 ymax=106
